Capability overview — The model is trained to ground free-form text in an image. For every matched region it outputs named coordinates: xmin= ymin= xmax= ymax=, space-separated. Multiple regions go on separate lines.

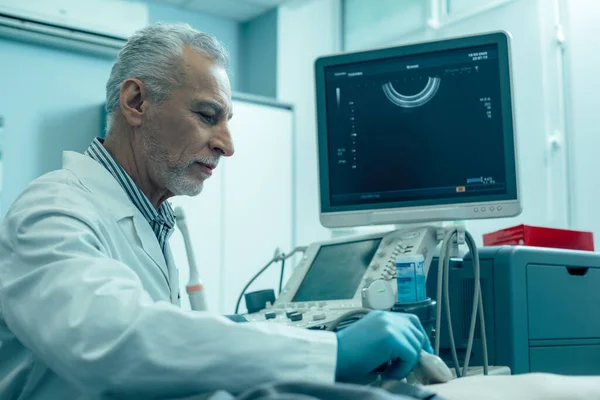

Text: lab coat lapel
xmin=130 ymin=215 xmax=170 ymax=284
xmin=164 ymin=245 xmax=181 ymax=305
xmin=63 ymin=151 xmax=170 ymax=285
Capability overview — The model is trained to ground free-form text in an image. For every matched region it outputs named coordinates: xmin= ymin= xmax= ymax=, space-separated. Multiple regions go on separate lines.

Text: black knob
xmin=289 ymin=313 xmax=303 ymax=322
xmin=265 ymin=312 xmax=276 ymax=320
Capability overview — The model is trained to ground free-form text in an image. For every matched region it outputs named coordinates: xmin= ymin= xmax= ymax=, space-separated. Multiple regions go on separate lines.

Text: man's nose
xmin=210 ymin=124 xmax=234 ymax=157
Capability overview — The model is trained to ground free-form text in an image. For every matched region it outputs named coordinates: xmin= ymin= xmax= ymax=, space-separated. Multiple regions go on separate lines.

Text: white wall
xmin=277 ymin=0 xmax=342 ymax=247
xmin=0 ymin=38 xmax=112 ymax=216
xmin=169 ymin=99 xmax=294 ymax=314
xmin=562 ymin=0 xmax=600 ymax=249
xmin=341 ymin=0 xmax=571 ymax=244
xmin=344 ymin=0 xmax=429 ymax=50
xmin=276 ymin=0 xmax=600 ymax=251
xmin=430 ymin=0 xmax=569 ymax=243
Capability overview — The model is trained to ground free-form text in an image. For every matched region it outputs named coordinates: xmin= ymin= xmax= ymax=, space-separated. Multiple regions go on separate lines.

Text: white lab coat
xmin=0 ymin=151 xmax=337 ymax=400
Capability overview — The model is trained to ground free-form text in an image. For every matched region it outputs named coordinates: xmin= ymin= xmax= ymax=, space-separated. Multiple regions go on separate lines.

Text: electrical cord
xmin=234 ymin=257 xmax=277 ymax=315
xmin=437 ymin=229 xmax=461 ymax=377
xmin=234 ymin=246 xmax=307 ymax=314
xmin=464 ymin=231 xmax=488 ymax=375
xmin=443 ymin=230 xmax=460 ymax=377
xmin=325 ymin=308 xmax=371 ymax=331
xmin=434 ymin=232 xmax=445 ymax=356
xmin=278 ymin=259 xmax=286 ymax=294
xmin=435 ymin=227 xmax=488 ymax=378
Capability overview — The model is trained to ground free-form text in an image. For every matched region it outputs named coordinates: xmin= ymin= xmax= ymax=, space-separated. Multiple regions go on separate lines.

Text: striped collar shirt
xmin=84 ymin=138 xmax=175 ymax=255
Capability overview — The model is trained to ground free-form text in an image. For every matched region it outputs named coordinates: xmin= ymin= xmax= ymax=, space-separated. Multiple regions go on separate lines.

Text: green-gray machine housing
xmin=427 ymin=245 xmax=600 ymax=375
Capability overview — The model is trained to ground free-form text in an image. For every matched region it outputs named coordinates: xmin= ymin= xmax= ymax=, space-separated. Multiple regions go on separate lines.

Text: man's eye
xmin=196 ymin=112 xmax=216 ymax=125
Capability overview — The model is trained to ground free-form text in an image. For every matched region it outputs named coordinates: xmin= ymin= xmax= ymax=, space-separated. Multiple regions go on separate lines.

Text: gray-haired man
xmin=0 ymin=23 xmax=432 ymax=400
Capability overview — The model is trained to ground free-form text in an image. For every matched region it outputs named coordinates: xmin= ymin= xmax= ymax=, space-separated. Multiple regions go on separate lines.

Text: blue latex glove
xmin=335 ymin=311 xmax=434 ymax=382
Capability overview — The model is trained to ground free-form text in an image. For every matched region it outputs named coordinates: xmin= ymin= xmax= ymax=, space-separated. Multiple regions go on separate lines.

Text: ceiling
xmin=146 ymin=0 xmax=292 ymax=22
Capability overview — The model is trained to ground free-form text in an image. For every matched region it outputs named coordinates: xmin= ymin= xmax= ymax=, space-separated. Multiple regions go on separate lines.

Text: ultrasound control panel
xmin=246 ymin=226 xmax=439 ymax=329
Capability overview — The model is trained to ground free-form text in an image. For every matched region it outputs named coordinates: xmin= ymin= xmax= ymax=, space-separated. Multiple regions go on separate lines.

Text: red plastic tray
xmin=483 ymin=224 xmax=595 ymax=251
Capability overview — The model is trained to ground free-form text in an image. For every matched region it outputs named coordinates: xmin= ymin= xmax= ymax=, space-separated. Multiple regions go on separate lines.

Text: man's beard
xmin=141 ymin=125 xmax=219 ymax=197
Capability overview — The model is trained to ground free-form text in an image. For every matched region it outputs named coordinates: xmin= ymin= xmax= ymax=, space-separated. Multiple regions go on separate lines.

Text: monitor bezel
xmin=314 ymin=31 xmax=521 ymax=228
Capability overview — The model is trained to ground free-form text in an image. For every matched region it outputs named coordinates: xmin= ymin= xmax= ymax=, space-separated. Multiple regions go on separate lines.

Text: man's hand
xmin=335 ymin=311 xmax=433 ymax=382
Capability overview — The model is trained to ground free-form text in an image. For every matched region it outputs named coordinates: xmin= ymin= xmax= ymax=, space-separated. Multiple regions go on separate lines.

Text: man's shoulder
xmin=37 ymin=167 xmax=90 ymax=190
xmin=9 ymin=168 xmax=102 ymax=220
xmin=4 ymin=153 xmax=136 ymax=233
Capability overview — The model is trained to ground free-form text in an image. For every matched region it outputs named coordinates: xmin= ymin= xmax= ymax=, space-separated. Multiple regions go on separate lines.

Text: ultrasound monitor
xmin=315 ymin=32 xmax=521 ymax=228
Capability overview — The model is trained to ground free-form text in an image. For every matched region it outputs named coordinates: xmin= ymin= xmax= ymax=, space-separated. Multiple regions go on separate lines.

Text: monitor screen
xmin=315 ymin=33 xmax=519 ymax=226
xmin=292 ymin=238 xmax=381 ymax=302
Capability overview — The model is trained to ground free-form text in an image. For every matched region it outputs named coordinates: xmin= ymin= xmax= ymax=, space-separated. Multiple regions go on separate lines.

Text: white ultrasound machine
xmin=245 ymin=229 xmax=439 ymax=329
xmin=241 ymin=31 xmax=520 ymax=342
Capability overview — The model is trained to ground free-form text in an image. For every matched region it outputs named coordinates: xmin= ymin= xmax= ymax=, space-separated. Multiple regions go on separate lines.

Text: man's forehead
xmin=180 ymin=47 xmax=232 ymax=114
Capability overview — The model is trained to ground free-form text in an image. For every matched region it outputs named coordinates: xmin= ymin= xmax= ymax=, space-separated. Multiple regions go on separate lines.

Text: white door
xmin=169 ymin=168 xmax=224 ymax=312
xmin=170 ymin=97 xmax=294 ymax=314
xmin=222 ymin=99 xmax=294 ymax=314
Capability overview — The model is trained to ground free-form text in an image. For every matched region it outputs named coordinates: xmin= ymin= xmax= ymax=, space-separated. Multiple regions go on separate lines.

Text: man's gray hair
xmin=105 ymin=22 xmax=229 ymax=134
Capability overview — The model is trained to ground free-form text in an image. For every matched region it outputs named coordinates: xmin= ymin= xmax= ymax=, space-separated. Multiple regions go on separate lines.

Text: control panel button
xmin=384 ymin=237 xmax=394 ymax=245
xmin=307 ymin=325 xmax=327 ymax=330
xmin=481 ymin=207 xmax=486 ymax=212
xmin=286 ymin=310 xmax=298 ymax=318
xmin=372 ymin=263 xmax=380 ymax=270
xmin=490 ymin=206 xmax=495 ymax=211
xmin=474 ymin=207 xmax=479 ymax=212
xmin=377 ymin=251 xmax=386 ymax=258
xmin=265 ymin=312 xmax=276 ymax=320
xmin=312 ymin=313 xmax=326 ymax=321
xmin=290 ymin=313 xmax=303 ymax=322
xmin=497 ymin=205 xmax=503 ymax=211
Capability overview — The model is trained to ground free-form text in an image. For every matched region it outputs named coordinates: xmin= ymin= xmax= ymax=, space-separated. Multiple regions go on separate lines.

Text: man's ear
xmin=119 ymin=78 xmax=148 ymax=128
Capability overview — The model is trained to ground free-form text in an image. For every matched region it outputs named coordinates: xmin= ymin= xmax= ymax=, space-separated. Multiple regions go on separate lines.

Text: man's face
xmin=141 ymin=47 xmax=234 ymax=197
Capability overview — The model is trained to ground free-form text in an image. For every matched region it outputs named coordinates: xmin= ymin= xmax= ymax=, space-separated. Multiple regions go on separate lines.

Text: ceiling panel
xmin=242 ymin=0 xmax=291 ymax=6
xmin=150 ymin=0 xmax=189 ymax=5
xmin=185 ymin=0 xmax=266 ymax=21
xmin=145 ymin=0 xmax=291 ymax=21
